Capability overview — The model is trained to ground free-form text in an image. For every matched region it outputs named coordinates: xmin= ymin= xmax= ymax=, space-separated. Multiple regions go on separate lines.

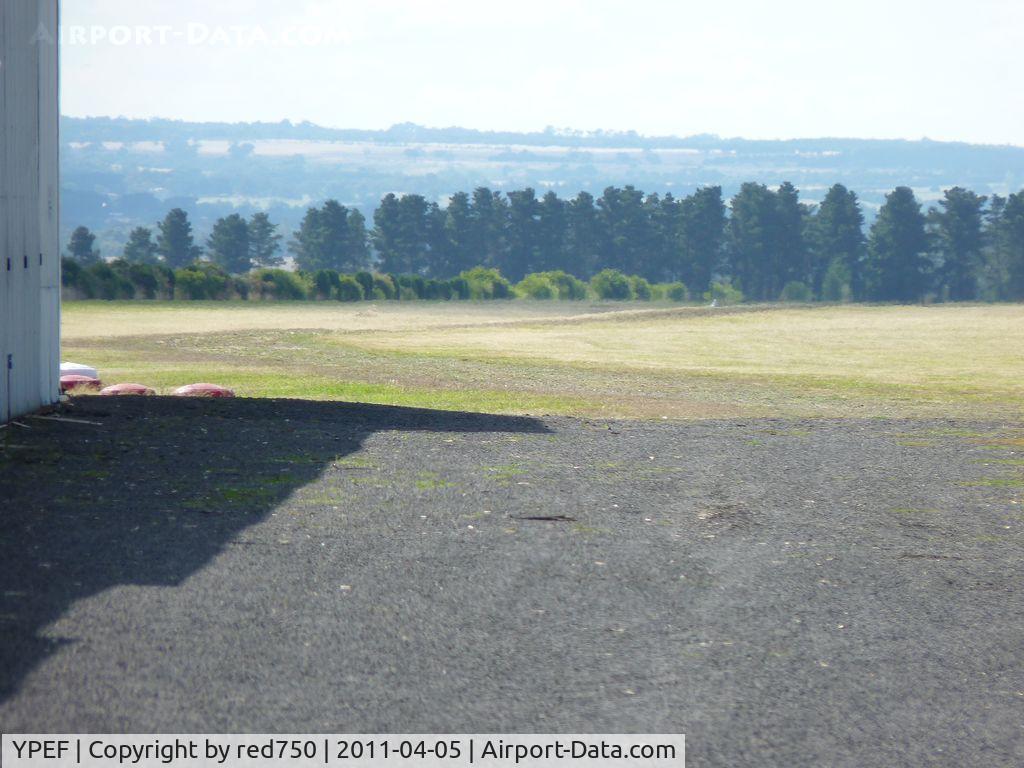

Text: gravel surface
xmin=1 ymin=397 xmax=1022 ymax=766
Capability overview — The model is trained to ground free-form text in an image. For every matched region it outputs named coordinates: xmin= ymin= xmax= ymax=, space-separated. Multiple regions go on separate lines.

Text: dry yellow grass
xmin=345 ymin=303 xmax=1024 ymax=398
xmin=62 ymin=301 xmax=1024 ymax=420
xmin=61 ymin=300 xmax=635 ymax=340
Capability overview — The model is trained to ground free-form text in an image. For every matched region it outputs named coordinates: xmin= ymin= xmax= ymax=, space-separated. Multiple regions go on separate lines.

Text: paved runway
xmin=2 ymin=398 xmax=1021 ymax=766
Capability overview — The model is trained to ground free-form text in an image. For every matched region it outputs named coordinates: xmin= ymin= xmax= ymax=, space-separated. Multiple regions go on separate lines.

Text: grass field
xmin=62 ymin=301 xmax=1024 ymax=420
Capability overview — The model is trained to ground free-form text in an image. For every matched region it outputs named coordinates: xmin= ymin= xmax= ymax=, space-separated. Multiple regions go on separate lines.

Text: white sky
xmin=60 ymin=0 xmax=1024 ymax=145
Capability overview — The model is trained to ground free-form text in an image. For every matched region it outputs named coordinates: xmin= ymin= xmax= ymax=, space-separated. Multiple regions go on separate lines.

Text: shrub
xmin=780 ymin=280 xmax=813 ymax=302
xmin=703 ymin=281 xmax=744 ymax=305
xmin=248 ymin=268 xmax=307 ymax=300
xmin=312 ymin=269 xmax=341 ymax=299
xmin=61 ymin=256 xmax=82 ymax=287
xmin=61 ymin=257 xmax=96 ymax=298
xmin=661 ymin=282 xmax=688 ymax=302
xmin=630 ymin=275 xmax=653 ymax=300
xmin=124 ymin=262 xmax=154 ymax=297
xmin=547 ymin=270 xmax=588 ymax=300
xmin=336 ymin=275 xmax=364 ymax=302
xmin=248 ymin=271 xmax=274 ymax=300
xmin=395 ymin=274 xmax=426 ymax=300
xmin=175 ymin=268 xmax=214 ymax=300
xmin=590 ymin=269 xmax=633 ymax=300
xmin=90 ymin=261 xmax=135 ymax=300
xmin=127 ymin=262 xmax=174 ymax=299
xmin=174 ymin=263 xmax=230 ymax=300
xmin=448 ymin=277 xmax=471 ymax=300
xmin=61 ymin=258 xmax=159 ymax=300
xmin=152 ymin=264 xmax=175 ymax=299
xmin=460 ymin=267 xmax=512 ymax=299
xmin=353 ymin=271 xmax=374 ymax=298
xmin=516 ymin=273 xmax=557 ymax=300
xmin=372 ymin=274 xmax=396 ymax=300
xmin=821 ymin=259 xmax=851 ymax=302
xmin=422 ymin=279 xmax=452 ymax=300
xmin=517 ymin=270 xmax=588 ymax=300
xmin=491 ymin=280 xmax=512 ymax=300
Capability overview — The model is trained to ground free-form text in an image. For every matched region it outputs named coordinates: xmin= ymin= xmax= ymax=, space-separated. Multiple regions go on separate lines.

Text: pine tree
xmin=397 ymin=194 xmax=431 ymax=274
xmin=345 ymin=209 xmax=371 ymax=272
xmin=597 ymin=186 xmax=648 ymax=275
xmin=122 ymin=226 xmax=159 ymax=264
xmin=989 ymin=191 xmax=1024 ymax=299
xmin=808 ymin=184 xmax=866 ymax=299
xmin=290 ymin=206 xmax=326 ymax=271
xmin=319 ymin=200 xmax=351 ymax=271
xmin=468 ymin=188 xmax=509 ymax=270
xmin=423 ymin=202 xmax=451 ymax=278
xmin=931 ymin=186 xmax=987 ymax=300
xmin=642 ymin=192 xmax=674 ymax=281
xmin=292 ymin=200 xmax=368 ymax=272
xmin=157 ymin=208 xmax=201 ymax=268
xmin=206 ymin=213 xmax=251 ymax=274
xmin=443 ymin=192 xmax=475 ymax=276
xmin=371 ymin=194 xmax=403 ymax=273
xmin=67 ymin=226 xmax=100 ymax=265
xmin=248 ymin=212 xmax=283 ymax=267
xmin=771 ymin=181 xmax=810 ymax=298
xmin=505 ymin=188 xmax=541 ymax=280
xmin=371 ymin=194 xmax=433 ymax=274
xmin=565 ymin=191 xmax=600 ymax=278
xmin=727 ymin=183 xmax=776 ymax=300
xmin=680 ymin=186 xmax=726 ymax=296
xmin=865 ymin=187 xmax=931 ymax=302
xmin=535 ymin=191 xmax=568 ymax=273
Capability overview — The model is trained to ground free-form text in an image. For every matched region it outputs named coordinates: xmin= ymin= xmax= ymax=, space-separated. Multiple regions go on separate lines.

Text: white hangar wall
xmin=1 ymin=0 xmax=60 ymax=421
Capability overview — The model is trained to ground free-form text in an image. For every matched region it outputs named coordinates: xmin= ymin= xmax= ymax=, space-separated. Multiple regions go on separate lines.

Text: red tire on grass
xmin=172 ymin=383 xmax=235 ymax=398
xmin=100 ymin=383 xmax=155 ymax=396
xmin=60 ymin=374 xmax=102 ymax=392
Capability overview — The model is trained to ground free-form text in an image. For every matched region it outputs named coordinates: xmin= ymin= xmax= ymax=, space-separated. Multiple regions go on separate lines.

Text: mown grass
xmin=62 ymin=301 xmax=1024 ymax=420
xmin=61 ymin=300 xmax=634 ymax=340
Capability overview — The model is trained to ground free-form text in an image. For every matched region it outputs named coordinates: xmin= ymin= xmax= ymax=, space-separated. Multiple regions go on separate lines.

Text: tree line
xmin=65 ymin=182 xmax=1024 ymax=302
xmin=62 ymin=259 xmax=703 ymax=304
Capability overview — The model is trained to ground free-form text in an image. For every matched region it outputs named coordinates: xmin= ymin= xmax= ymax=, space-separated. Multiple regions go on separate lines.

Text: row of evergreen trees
xmin=66 ymin=182 xmax=1024 ymax=302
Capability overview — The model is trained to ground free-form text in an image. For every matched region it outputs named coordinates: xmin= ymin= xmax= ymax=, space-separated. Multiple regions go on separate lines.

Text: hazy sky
xmin=61 ymin=0 xmax=1024 ymax=145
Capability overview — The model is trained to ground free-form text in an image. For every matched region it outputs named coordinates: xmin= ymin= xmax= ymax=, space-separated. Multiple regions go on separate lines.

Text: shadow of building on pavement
xmin=0 ymin=396 xmax=550 ymax=702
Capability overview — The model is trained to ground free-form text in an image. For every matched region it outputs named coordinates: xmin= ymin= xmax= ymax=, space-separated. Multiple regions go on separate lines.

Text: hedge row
xmin=61 ymin=259 xmax=731 ymax=303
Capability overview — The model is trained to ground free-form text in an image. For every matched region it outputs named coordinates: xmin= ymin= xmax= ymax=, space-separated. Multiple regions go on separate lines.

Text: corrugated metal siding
xmin=1 ymin=0 xmax=59 ymax=421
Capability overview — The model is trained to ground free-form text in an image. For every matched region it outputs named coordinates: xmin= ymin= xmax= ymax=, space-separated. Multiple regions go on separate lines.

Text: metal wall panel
xmin=37 ymin=0 xmax=60 ymax=407
xmin=0 ymin=0 xmax=7 ymax=421
xmin=1 ymin=0 xmax=59 ymax=421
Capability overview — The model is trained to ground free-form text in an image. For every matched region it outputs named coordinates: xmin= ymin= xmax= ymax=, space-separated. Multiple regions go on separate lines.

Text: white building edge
xmin=1 ymin=0 xmax=60 ymax=421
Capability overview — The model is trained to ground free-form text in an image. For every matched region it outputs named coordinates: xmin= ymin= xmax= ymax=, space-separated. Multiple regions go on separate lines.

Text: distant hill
xmin=61 ymin=116 xmax=1024 ymax=255
xmin=61 ymin=115 xmax=1024 ymax=154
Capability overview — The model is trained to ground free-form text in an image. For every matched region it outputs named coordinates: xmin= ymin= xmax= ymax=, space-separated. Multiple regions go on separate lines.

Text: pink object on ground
xmin=172 ymin=383 xmax=235 ymax=398
xmin=100 ymin=383 xmax=155 ymax=396
xmin=60 ymin=374 xmax=102 ymax=392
